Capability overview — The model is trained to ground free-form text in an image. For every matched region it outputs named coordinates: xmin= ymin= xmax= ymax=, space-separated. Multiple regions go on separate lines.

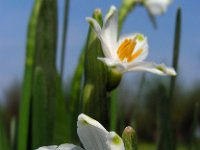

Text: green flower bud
xmin=122 ymin=126 xmax=138 ymax=150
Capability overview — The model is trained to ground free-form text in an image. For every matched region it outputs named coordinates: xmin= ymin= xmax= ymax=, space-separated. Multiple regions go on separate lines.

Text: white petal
xmin=36 ymin=145 xmax=57 ymax=150
xmin=125 ymin=62 xmax=176 ymax=76
xmin=57 ymin=144 xmax=84 ymax=150
xmin=106 ymin=132 xmax=125 ymax=150
xmin=86 ymin=17 xmax=102 ymax=39
xmin=97 ymin=57 xmax=118 ymax=67
xmin=77 ymin=114 xmax=109 ymax=150
xmin=86 ymin=17 xmax=115 ymax=59
xmin=116 ymin=33 xmax=149 ymax=62
xmin=102 ymin=5 xmax=118 ymax=52
xmin=98 ymin=57 xmax=127 ymax=73
xmin=145 ymin=0 xmax=172 ymax=15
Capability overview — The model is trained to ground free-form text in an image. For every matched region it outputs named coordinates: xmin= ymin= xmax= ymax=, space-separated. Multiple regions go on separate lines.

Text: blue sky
xmin=0 ymin=0 xmax=200 ymax=101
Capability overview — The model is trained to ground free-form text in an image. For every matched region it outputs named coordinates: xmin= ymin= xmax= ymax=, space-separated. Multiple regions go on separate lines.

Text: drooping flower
xmin=144 ymin=0 xmax=172 ymax=15
xmin=86 ymin=5 xmax=176 ymax=76
xmin=36 ymin=113 xmax=125 ymax=150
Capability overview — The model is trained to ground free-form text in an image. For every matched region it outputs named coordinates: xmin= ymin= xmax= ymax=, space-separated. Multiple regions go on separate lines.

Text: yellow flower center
xmin=117 ymin=38 xmax=143 ymax=62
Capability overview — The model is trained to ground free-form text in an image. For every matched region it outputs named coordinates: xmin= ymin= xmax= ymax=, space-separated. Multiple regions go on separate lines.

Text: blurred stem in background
xmin=0 ymin=108 xmax=10 ymax=150
xmin=118 ymin=0 xmax=136 ymax=32
xmin=190 ymin=103 xmax=200 ymax=150
xmin=157 ymin=7 xmax=181 ymax=150
xmin=60 ymin=0 xmax=70 ymax=81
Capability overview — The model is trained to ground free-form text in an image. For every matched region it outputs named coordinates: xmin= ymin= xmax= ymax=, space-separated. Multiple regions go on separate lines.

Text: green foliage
xmin=170 ymin=7 xmax=181 ymax=98
xmin=18 ymin=0 xmax=68 ymax=149
xmin=60 ymin=0 xmax=70 ymax=80
xmin=17 ymin=0 xmax=43 ymax=149
xmin=32 ymin=67 xmax=49 ymax=148
xmin=82 ymin=9 xmax=110 ymax=127
xmin=157 ymin=7 xmax=182 ymax=150
xmin=190 ymin=103 xmax=200 ymax=150
xmin=0 ymin=109 xmax=10 ymax=150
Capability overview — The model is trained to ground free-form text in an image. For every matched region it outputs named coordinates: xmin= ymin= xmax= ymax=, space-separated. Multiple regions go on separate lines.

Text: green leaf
xmin=60 ymin=0 xmax=70 ymax=80
xmin=33 ymin=0 xmax=68 ymax=144
xmin=170 ymin=7 xmax=181 ymax=97
xmin=17 ymin=1 xmax=43 ymax=149
xmin=32 ymin=67 xmax=49 ymax=149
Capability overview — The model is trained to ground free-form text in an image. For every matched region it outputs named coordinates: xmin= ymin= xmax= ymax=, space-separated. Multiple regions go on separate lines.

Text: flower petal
xmin=106 ymin=132 xmax=125 ymax=150
xmin=86 ymin=17 xmax=115 ymax=59
xmin=102 ymin=5 xmax=118 ymax=52
xmin=97 ymin=57 xmax=118 ymax=67
xmin=125 ymin=62 xmax=176 ymax=76
xmin=36 ymin=145 xmax=57 ymax=150
xmin=58 ymin=144 xmax=85 ymax=150
xmin=77 ymin=114 xmax=109 ymax=150
xmin=145 ymin=0 xmax=172 ymax=15
xmin=86 ymin=17 xmax=102 ymax=39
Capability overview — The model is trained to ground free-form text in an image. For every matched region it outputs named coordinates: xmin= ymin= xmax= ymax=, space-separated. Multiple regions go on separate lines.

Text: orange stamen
xmin=117 ymin=39 xmax=136 ymax=61
xmin=127 ymin=48 xmax=143 ymax=62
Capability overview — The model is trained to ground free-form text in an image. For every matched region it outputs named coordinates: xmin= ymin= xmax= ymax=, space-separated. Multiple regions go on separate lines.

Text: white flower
xmin=144 ymin=0 xmax=172 ymax=15
xmin=86 ymin=5 xmax=176 ymax=76
xmin=36 ymin=113 xmax=125 ymax=150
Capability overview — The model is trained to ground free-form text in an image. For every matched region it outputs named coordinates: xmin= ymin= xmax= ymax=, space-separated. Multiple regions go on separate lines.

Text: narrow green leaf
xmin=60 ymin=0 xmax=70 ymax=80
xmin=33 ymin=0 xmax=68 ymax=144
xmin=68 ymin=45 xmax=85 ymax=143
xmin=157 ymin=8 xmax=181 ymax=150
xmin=17 ymin=1 xmax=43 ymax=149
xmin=170 ymin=7 xmax=181 ymax=98
xmin=52 ymin=75 xmax=69 ymax=144
xmin=33 ymin=0 xmax=58 ymax=145
xmin=156 ymin=84 xmax=174 ymax=150
xmin=32 ymin=67 xmax=48 ymax=149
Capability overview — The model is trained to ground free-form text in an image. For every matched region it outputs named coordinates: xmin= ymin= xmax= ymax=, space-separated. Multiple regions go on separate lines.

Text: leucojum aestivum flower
xmin=124 ymin=0 xmax=172 ymax=15
xmin=86 ymin=5 xmax=176 ymax=76
xmin=37 ymin=113 xmax=125 ymax=150
xmin=144 ymin=0 xmax=172 ymax=15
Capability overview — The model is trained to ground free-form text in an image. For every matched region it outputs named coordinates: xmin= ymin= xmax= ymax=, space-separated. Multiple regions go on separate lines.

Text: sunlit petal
xmin=102 ymin=6 xmax=118 ymax=51
xmin=86 ymin=17 xmax=115 ymax=59
xmin=77 ymin=114 xmax=109 ymax=150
